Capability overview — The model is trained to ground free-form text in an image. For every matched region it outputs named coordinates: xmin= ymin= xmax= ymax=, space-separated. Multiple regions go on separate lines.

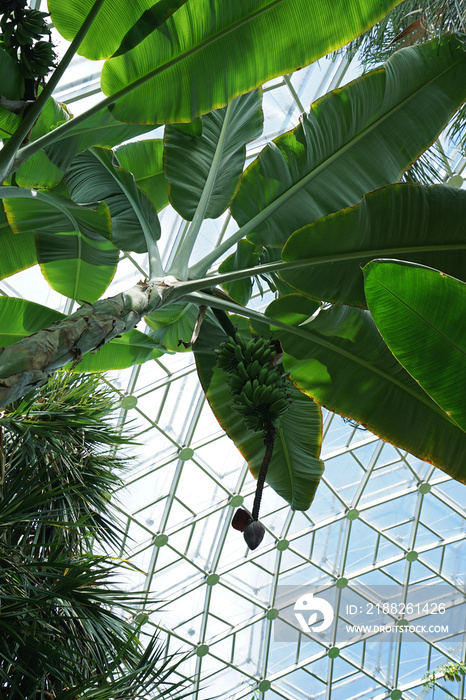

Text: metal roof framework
xmin=2 ymin=6 xmax=465 ymax=698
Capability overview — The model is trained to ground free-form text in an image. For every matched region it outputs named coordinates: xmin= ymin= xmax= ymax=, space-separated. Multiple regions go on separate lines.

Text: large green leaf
xmin=0 ymin=297 xmax=163 ymax=371
xmin=0 ymin=297 xmax=63 ymax=344
xmin=49 ymin=0 xmax=189 ymax=60
xmin=364 ymin=261 xmax=466 ymax=433
xmin=100 ymin=0 xmax=401 ymax=124
xmin=74 ymin=329 xmax=164 ymax=371
xmin=2 ymin=187 xmax=117 ymax=302
xmin=280 ymin=183 xmax=466 ymax=307
xmin=194 ymin=316 xmax=324 ymax=510
xmin=254 ymin=295 xmax=466 ymax=483
xmin=45 ymin=108 xmax=159 ymax=174
xmin=164 ymin=90 xmax=263 ymax=220
xmin=0 ymin=206 xmax=36 ymax=280
xmin=64 ymin=147 xmax=160 ymax=253
xmin=145 ymin=301 xmax=199 ymax=352
xmin=114 ymin=140 xmax=169 ymax=211
xmin=231 ymin=36 xmax=466 ymax=248
xmin=13 ymin=96 xmax=70 ymax=190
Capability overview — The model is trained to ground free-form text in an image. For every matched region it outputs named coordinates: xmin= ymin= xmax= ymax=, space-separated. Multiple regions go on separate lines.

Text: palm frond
xmin=1 ymin=372 xmax=130 ymax=550
xmin=0 ymin=372 xmax=190 ymax=699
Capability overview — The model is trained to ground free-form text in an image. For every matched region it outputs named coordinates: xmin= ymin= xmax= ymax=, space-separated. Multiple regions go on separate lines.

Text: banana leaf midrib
xmin=168 ymin=99 xmax=236 ymax=276
xmin=179 ymin=241 xmax=466 ymax=292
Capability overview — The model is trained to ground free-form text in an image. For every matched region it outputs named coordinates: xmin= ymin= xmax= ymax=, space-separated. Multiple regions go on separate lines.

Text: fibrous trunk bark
xmin=0 ymin=280 xmax=174 ymax=409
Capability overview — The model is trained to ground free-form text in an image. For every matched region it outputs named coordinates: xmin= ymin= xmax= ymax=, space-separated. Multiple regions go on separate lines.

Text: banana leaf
xmin=164 ymin=90 xmax=263 ymax=220
xmin=364 ymin=260 xmax=466 ymax=433
xmin=64 ymin=147 xmax=160 ymax=254
xmin=280 ymin=183 xmax=466 ymax=307
xmin=2 ymin=186 xmax=116 ymax=302
xmin=231 ymin=36 xmax=466 ymax=248
xmin=253 ymin=294 xmax=466 ymax=483
xmin=99 ymin=0 xmax=402 ymax=124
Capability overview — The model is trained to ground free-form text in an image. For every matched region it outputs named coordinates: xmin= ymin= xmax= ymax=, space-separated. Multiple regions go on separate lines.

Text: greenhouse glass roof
xmin=2 ymin=3 xmax=465 ymax=699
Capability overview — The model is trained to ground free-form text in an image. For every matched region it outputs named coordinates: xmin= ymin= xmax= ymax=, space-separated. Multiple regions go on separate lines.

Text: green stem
xmin=0 ymin=0 xmax=107 ymax=181
xmin=90 ymin=148 xmax=164 ymax=278
xmin=177 ymin=240 xmax=466 ymax=297
xmin=210 ymin=307 xmax=237 ymax=336
xmin=252 ymin=425 xmax=275 ymax=521
xmin=167 ymin=100 xmax=235 ymax=279
xmin=189 ymin=218 xmax=259 ymax=279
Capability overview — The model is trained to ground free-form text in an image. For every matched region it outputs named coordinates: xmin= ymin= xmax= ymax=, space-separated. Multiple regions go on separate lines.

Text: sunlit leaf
xmin=0 ymin=206 xmax=36 ymax=280
xmin=45 ymin=107 xmax=159 ymax=173
xmin=2 ymin=186 xmax=116 ymax=302
xmin=146 ymin=301 xmax=199 ymax=352
xmin=114 ymin=140 xmax=169 ymax=211
xmin=72 ymin=329 xmax=164 ymax=371
xmin=100 ymin=0 xmax=402 ymax=124
xmin=0 ymin=297 xmax=63 ymax=345
xmin=364 ymin=260 xmax=466 ymax=433
xmin=49 ymin=0 xmax=189 ymax=60
xmin=14 ymin=97 xmax=70 ymax=189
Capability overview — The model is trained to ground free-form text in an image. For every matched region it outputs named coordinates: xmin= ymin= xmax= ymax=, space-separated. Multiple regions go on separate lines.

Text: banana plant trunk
xmin=0 ymin=279 xmax=175 ymax=408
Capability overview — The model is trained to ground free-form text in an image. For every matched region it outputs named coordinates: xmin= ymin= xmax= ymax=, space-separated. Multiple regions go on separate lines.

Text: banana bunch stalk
xmin=215 ymin=332 xmax=291 ymax=549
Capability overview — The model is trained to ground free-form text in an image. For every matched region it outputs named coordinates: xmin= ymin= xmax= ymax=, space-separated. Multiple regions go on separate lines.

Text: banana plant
xmin=1 ymin=0 xmax=465 ymax=540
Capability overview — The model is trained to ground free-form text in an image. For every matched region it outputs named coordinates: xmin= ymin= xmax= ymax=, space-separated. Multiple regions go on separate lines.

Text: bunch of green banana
xmin=215 ymin=332 xmax=291 ymax=433
xmin=0 ymin=8 xmax=55 ymax=80
xmin=20 ymin=39 xmax=56 ymax=78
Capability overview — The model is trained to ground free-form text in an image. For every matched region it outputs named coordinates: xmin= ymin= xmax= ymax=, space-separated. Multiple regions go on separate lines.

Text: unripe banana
xmin=234 ymin=332 xmax=246 ymax=348
xmin=244 ymin=339 xmax=256 ymax=363
xmin=247 ymin=359 xmax=261 ymax=379
xmin=239 ymin=389 xmax=254 ymax=409
xmin=252 ymin=344 xmax=273 ymax=363
xmin=258 ymin=385 xmax=274 ymax=405
xmin=257 ymin=366 xmax=269 ymax=384
xmin=263 ymin=370 xmax=280 ymax=387
xmin=236 ymin=361 xmax=249 ymax=382
xmin=252 ymin=382 xmax=263 ymax=405
xmin=234 ymin=344 xmax=244 ymax=363
xmin=243 ymin=381 xmax=254 ymax=401
xmin=215 ymin=331 xmax=292 ymax=435
xmin=228 ymin=376 xmax=245 ymax=394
